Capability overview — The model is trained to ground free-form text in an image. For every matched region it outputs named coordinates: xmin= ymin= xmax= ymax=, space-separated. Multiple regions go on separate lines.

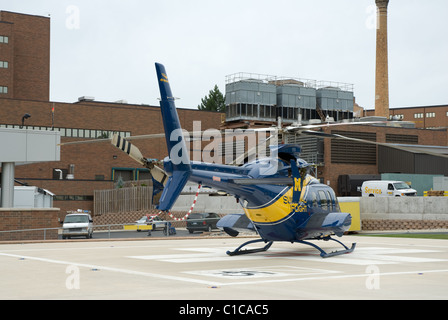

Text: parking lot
xmin=0 ymin=235 xmax=447 ymax=300
xmin=60 ymin=227 xmax=200 ymax=240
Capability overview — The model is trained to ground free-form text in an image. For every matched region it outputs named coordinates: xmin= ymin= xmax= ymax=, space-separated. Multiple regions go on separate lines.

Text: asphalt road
xmin=58 ymin=227 xmax=215 ymax=240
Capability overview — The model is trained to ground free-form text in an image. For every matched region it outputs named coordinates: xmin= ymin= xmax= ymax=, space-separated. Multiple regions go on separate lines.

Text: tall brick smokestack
xmin=375 ymin=0 xmax=390 ymax=118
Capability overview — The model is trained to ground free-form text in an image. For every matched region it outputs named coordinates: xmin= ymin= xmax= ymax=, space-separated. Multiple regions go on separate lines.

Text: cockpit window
xmin=318 ymin=190 xmax=328 ymax=210
xmin=326 ymin=190 xmax=333 ymax=210
xmin=311 ymin=192 xmax=318 ymax=208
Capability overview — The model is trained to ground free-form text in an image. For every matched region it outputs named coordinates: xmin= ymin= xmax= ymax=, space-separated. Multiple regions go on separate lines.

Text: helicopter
xmin=150 ymin=62 xmax=358 ymax=258
xmin=62 ymin=62 xmax=447 ymax=258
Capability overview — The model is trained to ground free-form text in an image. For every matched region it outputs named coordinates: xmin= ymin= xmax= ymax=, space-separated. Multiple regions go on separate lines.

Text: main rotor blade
xmin=58 ymin=138 xmax=111 ymax=146
xmin=59 ymin=128 xmax=281 ymax=147
xmin=284 ymin=120 xmax=396 ymax=134
xmin=230 ymin=177 xmax=293 ymax=186
xmin=58 ymin=131 xmax=212 ymax=146
xmin=125 ymin=133 xmax=166 ymax=141
xmin=229 ymin=132 xmax=278 ymax=165
xmin=301 ymin=130 xmax=448 ymax=159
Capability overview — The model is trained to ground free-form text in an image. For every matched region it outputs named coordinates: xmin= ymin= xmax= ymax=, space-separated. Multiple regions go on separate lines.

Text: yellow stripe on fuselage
xmin=244 ymin=187 xmax=293 ymax=223
xmin=244 ymin=176 xmax=312 ymax=224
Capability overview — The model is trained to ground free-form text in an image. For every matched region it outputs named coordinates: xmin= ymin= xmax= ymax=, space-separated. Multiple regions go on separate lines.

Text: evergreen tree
xmin=197 ymin=85 xmax=225 ymax=112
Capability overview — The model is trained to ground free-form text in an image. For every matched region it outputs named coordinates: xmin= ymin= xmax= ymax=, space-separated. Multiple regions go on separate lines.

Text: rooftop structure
xmin=225 ymin=72 xmax=354 ymax=125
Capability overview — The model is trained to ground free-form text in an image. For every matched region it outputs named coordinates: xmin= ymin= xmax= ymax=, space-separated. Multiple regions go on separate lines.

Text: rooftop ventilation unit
xmin=78 ymin=96 xmax=95 ymax=102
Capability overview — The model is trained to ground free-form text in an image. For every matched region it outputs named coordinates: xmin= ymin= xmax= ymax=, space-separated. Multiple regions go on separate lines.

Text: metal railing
xmin=0 ymin=223 xmax=163 ymax=241
xmin=0 ymin=218 xmax=220 ymax=241
xmin=0 ymin=227 xmax=60 ymax=241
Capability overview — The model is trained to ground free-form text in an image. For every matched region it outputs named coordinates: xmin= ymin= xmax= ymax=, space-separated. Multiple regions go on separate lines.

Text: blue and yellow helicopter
xmin=65 ymin=63 xmax=442 ymax=257
xmin=152 ymin=63 xmax=355 ymax=258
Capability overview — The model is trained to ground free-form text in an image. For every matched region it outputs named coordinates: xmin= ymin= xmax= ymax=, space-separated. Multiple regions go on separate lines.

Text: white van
xmin=62 ymin=213 xmax=94 ymax=239
xmin=360 ymin=180 xmax=417 ymax=197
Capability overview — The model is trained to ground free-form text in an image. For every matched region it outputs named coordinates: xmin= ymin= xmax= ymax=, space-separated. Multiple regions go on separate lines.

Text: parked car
xmin=187 ymin=213 xmax=220 ymax=233
xmin=360 ymin=180 xmax=417 ymax=197
xmin=62 ymin=213 xmax=93 ymax=239
xmin=135 ymin=215 xmax=165 ymax=231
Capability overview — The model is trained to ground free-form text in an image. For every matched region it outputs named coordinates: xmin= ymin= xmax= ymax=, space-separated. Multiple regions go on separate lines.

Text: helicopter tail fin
xmin=155 ymin=63 xmax=192 ymax=211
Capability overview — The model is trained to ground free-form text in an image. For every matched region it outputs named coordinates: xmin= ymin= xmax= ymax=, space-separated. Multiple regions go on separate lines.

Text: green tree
xmin=197 ymin=85 xmax=225 ymax=112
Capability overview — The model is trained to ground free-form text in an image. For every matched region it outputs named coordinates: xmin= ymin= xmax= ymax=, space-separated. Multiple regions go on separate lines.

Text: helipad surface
xmin=0 ymin=235 xmax=447 ymax=300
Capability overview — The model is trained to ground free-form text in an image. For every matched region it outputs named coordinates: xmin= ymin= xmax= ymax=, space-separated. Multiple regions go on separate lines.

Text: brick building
xmin=365 ymin=105 xmax=448 ymax=129
xmin=0 ymin=11 xmax=447 ymax=223
xmin=317 ymin=124 xmax=447 ymax=193
xmin=0 ymin=96 xmax=223 ymax=217
xmin=0 ymin=12 xmax=223 ymax=219
xmin=0 ymin=11 xmax=50 ymax=101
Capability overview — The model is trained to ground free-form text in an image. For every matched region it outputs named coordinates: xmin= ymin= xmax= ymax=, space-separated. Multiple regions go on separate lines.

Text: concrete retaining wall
xmin=173 ymin=194 xmax=448 ymax=231
xmin=360 ymin=197 xmax=448 ymax=221
xmin=360 ymin=197 xmax=448 ymax=231
xmin=173 ymin=194 xmax=244 ymax=215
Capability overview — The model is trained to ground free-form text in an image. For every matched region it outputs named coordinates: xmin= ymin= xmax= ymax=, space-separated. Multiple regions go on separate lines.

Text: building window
xmin=112 ymin=168 xmax=150 ymax=183
xmin=0 ymin=61 xmax=8 ymax=68
xmin=113 ymin=168 xmax=135 ymax=182
xmin=414 ymin=113 xmax=424 ymax=119
xmin=390 ymin=114 xmax=404 ymax=120
xmin=53 ymin=195 xmax=94 ymax=201
xmin=0 ymin=123 xmax=131 ymax=139
xmin=426 ymin=112 xmax=435 ymax=118
xmin=0 ymin=86 xmax=8 ymax=94
xmin=0 ymin=36 xmax=9 ymax=44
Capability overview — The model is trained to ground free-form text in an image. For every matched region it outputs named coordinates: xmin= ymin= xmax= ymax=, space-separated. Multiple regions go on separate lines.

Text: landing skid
xmin=226 ymin=237 xmax=356 ymax=258
xmin=295 ymin=236 xmax=356 ymax=258
xmin=226 ymin=239 xmax=274 ymax=256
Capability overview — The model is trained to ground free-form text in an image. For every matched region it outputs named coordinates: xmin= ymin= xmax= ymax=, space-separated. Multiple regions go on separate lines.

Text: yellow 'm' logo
xmin=294 ymin=178 xmax=301 ymax=192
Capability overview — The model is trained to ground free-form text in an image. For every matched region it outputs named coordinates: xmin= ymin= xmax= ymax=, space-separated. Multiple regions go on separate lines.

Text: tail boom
xmin=155 ymin=63 xmax=192 ymax=211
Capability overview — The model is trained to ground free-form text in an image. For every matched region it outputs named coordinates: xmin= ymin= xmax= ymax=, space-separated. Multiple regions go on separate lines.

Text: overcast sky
xmin=1 ymin=0 xmax=447 ymax=110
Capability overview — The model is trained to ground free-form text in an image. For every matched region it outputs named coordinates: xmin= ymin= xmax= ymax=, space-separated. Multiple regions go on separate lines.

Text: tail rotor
xmin=111 ymin=133 xmax=168 ymax=204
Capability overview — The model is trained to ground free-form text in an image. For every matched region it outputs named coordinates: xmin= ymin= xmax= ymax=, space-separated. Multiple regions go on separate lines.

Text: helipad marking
xmin=215 ymin=269 xmax=448 ymax=287
xmin=127 ymin=246 xmax=448 ymax=266
xmin=2 ymin=250 xmax=448 ymax=288
xmin=281 ymin=247 xmax=448 ymax=265
xmin=184 ymin=265 xmax=340 ymax=279
xmin=0 ymin=252 xmax=219 ymax=286
xmin=127 ymin=247 xmax=264 ymax=263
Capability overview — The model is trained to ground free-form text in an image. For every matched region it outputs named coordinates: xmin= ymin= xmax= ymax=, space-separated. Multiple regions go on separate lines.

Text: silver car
xmin=135 ymin=215 xmax=165 ymax=231
xmin=62 ymin=213 xmax=93 ymax=239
